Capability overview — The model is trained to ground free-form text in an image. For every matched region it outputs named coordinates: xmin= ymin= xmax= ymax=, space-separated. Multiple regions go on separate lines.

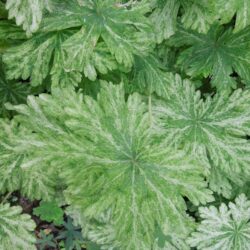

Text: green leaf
xmin=0 ymin=118 xmax=61 ymax=201
xmin=48 ymin=0 xmax=153 ymax=68
xmin=187 ymin=194 xmax=250 ymax=250
xmin=0 ymin=20 xmax=26 ymax=53
xmin=56 ymin=217 xmax=84 ymax=250
xmin=150 ymin=0 xmax=217 ymax=43
xmin=4 ymin=82 xmax=213 ymax=249
xmin=2 ymin=30 xmax=78 ymax=86
xmin=0 ymin=203 xmax=36 ymax=250
xmin=170 ymin=24 xmax=250 ymax=91
xmin=33 ymin=201 xmax=64 ymax=225
xmin=128 ymin=54 xmax=173 ymax=97
xmin=216 ymin=0 xmax=250 ymax=31
xmin=0 ymin=57 xmax=30 ymax=117
xmin=6 ymin=0 xmax=52 ymax=35
xmin=3 ymin=0 xmax=153 ymax=86
xmin=37 ymin=230 xmax=57 ymax=250
xmin=154 ymin=74 xmax=250 ymax=197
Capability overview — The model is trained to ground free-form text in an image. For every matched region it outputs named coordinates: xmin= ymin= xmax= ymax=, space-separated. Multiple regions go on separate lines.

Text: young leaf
xmin=187 ymin=194 xmax=250 ymax=250
xmin=154 ymin=75 xmax=250 ymax=197
xmin=4 ymin=82 xmax=213 ymax=249
xmin=33 ymin=201 xmax=64 ymax=225
xmin=0 ymin=203 xmax=36 ymax=250
xmin=37 ymin=230 xmax=57 ymax=250
xmin=170 ymin=24 xmax=250 ymax=91
xmin=56 ymin=217 xmax=84 ymax=250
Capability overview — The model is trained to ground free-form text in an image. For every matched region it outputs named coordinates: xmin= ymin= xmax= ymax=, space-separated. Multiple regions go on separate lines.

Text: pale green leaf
xmin=3 ymin=0 xmax=152 ymax=86
xmin=0 ymin=118 xmax=61 ymax=201
xmin=187 ymin=194 xmax=250 ymax=250
xmin=2 ymin=31 xmax=78 ymax=86
xmin=154 ymin=75 xmax=250 ymax=197
xmin=150 ymin=0 xmax=217 ymax=43
xmin=0 ymin=203 xmax=36 ymax=250
xmin=6 ymin=0 xmax=51 ymax=35
xmin=4 ymin=82 xmax=213 ymax=249
xmin=216 ymin=0 xmax=250 ymax=31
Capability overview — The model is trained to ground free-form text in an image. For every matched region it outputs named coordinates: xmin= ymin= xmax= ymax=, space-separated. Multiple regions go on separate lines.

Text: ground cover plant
xmin=0 ymin=0 xmax=250 ymax=249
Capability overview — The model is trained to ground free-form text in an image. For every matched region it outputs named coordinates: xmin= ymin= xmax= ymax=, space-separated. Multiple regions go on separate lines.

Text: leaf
xmin=187 ymin=194 xmax=250 ymax=250
xmin=0 ymin=2 xmax=8 ymax=19
xmin=37 ymin=230 xmax=57 ymax=250
xmin=0 ymin=56 xmax=30 ymax=117
xmin=33 ymin=201 xmax=64 ymax=225
xmin=216 ymin=0 xmax=250 ymax=32
xmin=0 ymin=20 xmax=26 ymax=53
xmin=0 ymin=203 xmax=36 ymax=250
xmin=150 ymin=0 xmax=218 ymax=43
xmin=4 ymin=82 xmax=213 ymax=249
xmin=52 ymin=0 xmax=153 ymax=68
xmin=128 ymin=54 xmax=174 ymax=97
xmin=3 ymin=0 xmax=153 ymax=86
xmin=2 ymin=30 xmax=86 ymax=87
xmin=153 ymin=74 xmax=250 ymax=197
xmin=6 ymin=0 xmax=52 ymax=35
xmin=0 ymin=118 xmax=61 ymax=201
xmin=56 ymin=217 xmax=84 ymax=250
xmin=170 ymin=24 xmax=250 ymax=91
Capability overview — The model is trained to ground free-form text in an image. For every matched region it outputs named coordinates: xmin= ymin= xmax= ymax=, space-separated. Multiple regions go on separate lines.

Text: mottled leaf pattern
xmin=154 ymin=75 xmax=250 ymax=197
xmin=187 ymin=194 xmax=250 ymax=250
xmin=3 ymin=0 xmax=153 ymax=86
xmin=170 ymin=24 xmax=250 ymax=91
xmin=3 ymin=82 xmax=213 ymax=249
xmin=0 ymin=203 xmax=36 ymax=250
xmin=6 ymin=0 xmax=51 ymax=35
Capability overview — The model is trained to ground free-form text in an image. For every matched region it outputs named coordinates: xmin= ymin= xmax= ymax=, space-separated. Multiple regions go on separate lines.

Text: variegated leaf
xmin=0 ymin=203 xmax=36 ymax=250
xmin=154 ymin=75 xmax=250 ymax=197
xmin=187 ymin=194 xmax=250 ymax=250
xmin=6 ymin=0 xmax=51 ymax=35
xmin=4 ymin=82 xmax=213 ymax=249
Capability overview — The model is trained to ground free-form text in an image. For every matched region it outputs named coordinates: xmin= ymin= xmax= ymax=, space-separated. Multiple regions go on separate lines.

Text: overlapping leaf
xmin=0 ymin=203 xmax=36 ymax=250
xmin=0 ymin=20 xmax=26 ymax=53
xmin=154 ymin=75 xmax=250 ymax=197
xmin=0 ymin=58 xmax=30 ymax=117
xmin=3 ymin=82 xmax=213 ymax=249
xmin=150 ymin=0 xmax=218 ymax=43
xmin=3 ymin=0 xmax=153 ymax=86
xmin=170 ymin=24 xmax=250 ymax=91
xmin=216 ymin=0 xmax=250 ymax=31
xmin=128 ymin=54 xmax=173 ymax=97
xmin=0 ymin=118 xmax=61 ymax=200
xmin=187 ymin=194 xmax=250 ymax=250
xmin=3 ymin=30 xmax=81 ymax=86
